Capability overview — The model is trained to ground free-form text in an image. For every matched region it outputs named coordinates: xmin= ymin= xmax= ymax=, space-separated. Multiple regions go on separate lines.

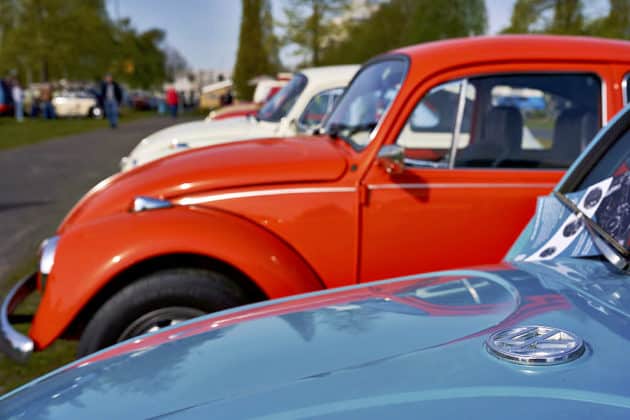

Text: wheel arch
xmin=30 ymin=206 xmax=325 ymax=349
xmin=62 ymin=252 xmax=267 ymax=339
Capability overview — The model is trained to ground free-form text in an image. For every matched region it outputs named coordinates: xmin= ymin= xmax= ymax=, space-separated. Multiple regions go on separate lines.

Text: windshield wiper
xmin=553 ymin=191 xmax=629 ymax=271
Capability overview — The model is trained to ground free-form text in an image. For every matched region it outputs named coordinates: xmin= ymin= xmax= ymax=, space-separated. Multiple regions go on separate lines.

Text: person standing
xmin=11 ymin=79 xmax=24 ymax=123
xmin=41 ymin=84 xmax=55 ymax=119
xmin=100 ymin=74 xmax=123 ymax=128
xmin=166 ymin=86 xmax=178 ymax=118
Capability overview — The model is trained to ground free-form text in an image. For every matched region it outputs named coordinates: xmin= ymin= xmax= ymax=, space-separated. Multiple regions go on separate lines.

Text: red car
xmin=4 ymin=35 xmax=630 ymax=361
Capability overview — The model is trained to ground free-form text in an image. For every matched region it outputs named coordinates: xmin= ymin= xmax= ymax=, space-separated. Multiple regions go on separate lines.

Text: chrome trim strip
xmin=449 ymin=79 xmax=468 ymax=169
xmin=133 ymin=196 xmax=173 ymax=212
xmin=368 ymin=182 xmax=556 ymax=190
xmin=176 ymin=187 xmax=356 ymax=206
xmin=0 ymin=272 xmax=36 ymax=363
xmin=622 ymin=73 xmax=629 ymax=106
xmin=601 ymin=78 xmax=608 ymax=124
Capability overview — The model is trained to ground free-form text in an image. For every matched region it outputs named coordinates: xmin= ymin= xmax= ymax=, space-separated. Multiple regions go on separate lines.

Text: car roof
xmin=299 ymin=65 xmax=360 ymax=84
xmin=394 ymin=35 xmax=630 ymax=66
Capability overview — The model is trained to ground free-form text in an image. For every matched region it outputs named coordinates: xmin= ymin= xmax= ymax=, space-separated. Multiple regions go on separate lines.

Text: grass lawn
xmin=0 ymin=261 xmax=77 ymax=395
xmin=0 ymin=110 xmax=153 ymax=151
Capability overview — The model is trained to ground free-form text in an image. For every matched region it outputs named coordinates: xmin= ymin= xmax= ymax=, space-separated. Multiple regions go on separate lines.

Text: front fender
xmin=30 ymin=206 xmax=323 ymax=349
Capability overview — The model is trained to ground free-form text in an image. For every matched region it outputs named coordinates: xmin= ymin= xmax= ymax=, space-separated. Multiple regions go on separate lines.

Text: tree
xmin=233 ymin=0 xmax=276 ymax=100
xmin=0 ymin=0 xmax=114 ymax=82
xmin=280 ymin=0 xmax=350 ymax=67
xmin=262 ymin=0 xmax=281 ymax=73
xmin=164 ymin=45 xmax=189 ymax=82
xmin=0 ymin=0 xmax=168 ymax=88
xmin=320 ymin=0 xmax=487 ymax=65
xmin=587 ymin=0 xmax=630 ymax=39
xmin=502 ymin=0 xmax=584 ymax=34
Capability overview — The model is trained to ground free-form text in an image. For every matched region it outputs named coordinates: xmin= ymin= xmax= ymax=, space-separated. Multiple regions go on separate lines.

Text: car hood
xmin=122 ymin=117 xmax=279 ymax=170
xmin=60 ymin=135 xmax=347 ymax=231
xmin=4 ymin=258 xmax=630 ymax=419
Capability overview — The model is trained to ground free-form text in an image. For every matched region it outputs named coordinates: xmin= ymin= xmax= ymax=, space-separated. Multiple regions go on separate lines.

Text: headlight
xmin=39 ymin=236 xmax=60 ymax=290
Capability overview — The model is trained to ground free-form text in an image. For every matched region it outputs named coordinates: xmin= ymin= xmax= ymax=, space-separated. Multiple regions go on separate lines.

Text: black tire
xmin=77 ymin=268 xmax=251 ymax=357
xmin=88 ymin=106 xmax=103 ymax=119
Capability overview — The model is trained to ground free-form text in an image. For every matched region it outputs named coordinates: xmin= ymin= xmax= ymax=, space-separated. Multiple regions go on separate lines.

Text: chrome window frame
xmin=622 ymin=73 xmax=630 ymax=107
xmin=397 ymin=71 xmax=605 ymax=171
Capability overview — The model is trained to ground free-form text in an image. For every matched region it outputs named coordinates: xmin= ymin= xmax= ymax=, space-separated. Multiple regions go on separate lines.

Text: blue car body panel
xmin=2 ymin=258 xmax=629 ymax=419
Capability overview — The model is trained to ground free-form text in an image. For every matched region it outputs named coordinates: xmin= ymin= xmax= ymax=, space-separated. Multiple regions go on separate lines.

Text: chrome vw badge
xmin=486 ymin=325 xmax=585 ymax=365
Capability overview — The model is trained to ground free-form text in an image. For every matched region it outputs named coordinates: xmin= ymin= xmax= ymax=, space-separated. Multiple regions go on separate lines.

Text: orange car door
xmin=359 ymin=68 xmax=608 ymax=283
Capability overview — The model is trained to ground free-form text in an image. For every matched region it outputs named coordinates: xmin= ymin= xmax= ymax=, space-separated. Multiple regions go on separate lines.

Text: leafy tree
xmin=0 ymin=0 xmax=168 ymax=88
xmin=587 ymin=0 xmax=630 ymax=39
xmin=109 ymin=20 xmax=167 ymax=89
xmin=262 ymin=0 xmax=281 ymax=73
xmin=502 ymin=0 xmax=584 ymax=34
xmin=164 ymin=46 xmax=189 ymax=82
xmin=279 ymin=0 xmax=351 ymax=67
xmin=321 ymin=0 xmax=487 ymax=65
xmin=233 ymin=0 xmax=276 ymax=99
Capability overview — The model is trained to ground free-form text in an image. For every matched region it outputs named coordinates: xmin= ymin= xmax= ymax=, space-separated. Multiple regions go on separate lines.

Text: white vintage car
xmin=52 ymin=90 xmax=102 ymax=118
xmin=120 ymin=65 xmax=359 ymax=171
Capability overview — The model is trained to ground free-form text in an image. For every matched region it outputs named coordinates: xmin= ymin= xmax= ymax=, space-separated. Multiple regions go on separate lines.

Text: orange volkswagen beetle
xmin=4 ymin=35 xmax=630 ymax=360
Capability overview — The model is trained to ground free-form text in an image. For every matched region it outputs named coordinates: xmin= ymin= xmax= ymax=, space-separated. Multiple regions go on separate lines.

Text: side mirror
xmin=377 ymin=145 xmax=405 ymax=175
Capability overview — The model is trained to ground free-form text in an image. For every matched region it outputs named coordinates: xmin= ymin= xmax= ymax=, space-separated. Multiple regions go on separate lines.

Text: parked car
xmin=207 ymin=78 xmax=290 ymax=121
xmin=206 ymin=102 xmax=261 ymax=121
xmin=0 ymin=79 xmax=14 ymax=116
xmin=128 ymin=90 xmax=157 ymax=111
xmin=120 ymin=65 xmax=356 ymax=170
xmin=52 ymin=90 xmax=102 ymax=118
xmin=199 ymin=80 xmax=233 ymax=110
xmin=1 ymin=106 xmax=628 ymax=417
xmin=3 ymin=36 xmax=630 ymax=361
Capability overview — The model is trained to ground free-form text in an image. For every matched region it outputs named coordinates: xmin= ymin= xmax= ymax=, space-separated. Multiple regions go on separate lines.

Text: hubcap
xmin=117 ymin=307 xmax=205 ymax=342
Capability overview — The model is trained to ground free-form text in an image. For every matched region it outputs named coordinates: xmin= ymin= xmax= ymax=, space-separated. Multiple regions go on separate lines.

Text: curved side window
xmin=298 ymin=87 xmax=344 ymax=132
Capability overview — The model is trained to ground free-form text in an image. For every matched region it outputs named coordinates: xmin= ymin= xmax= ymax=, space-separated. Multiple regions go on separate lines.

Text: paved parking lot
xmin=0 ymin=116 xmax=190 ymax=286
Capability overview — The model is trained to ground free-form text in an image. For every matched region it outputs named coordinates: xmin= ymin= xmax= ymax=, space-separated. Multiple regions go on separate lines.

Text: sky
xmin=103 ymin=0 xmax=532 ymax=72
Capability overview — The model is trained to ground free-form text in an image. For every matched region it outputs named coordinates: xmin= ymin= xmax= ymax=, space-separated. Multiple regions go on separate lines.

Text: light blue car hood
xmin=2 ymin=258 xmax=630 ymax=419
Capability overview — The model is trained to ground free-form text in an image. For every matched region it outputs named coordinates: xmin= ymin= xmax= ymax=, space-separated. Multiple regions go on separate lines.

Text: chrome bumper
xmin=0 ymin=272 xmax=36 ymax=362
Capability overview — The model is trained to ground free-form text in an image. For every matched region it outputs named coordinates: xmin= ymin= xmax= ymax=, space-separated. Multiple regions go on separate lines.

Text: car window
xmin=624 ymin=73 xmax=630 ymax=105
xmin=325 ymin=58 xmax=407 ymax=149
xmin=0 ymin=82 xmax=5 ymax=104
xmin=298 ymin=87 xmax=344 ymax=131
xmin=257 ymin=74 xmax=307 ymax=123
xmin=397 ymin=80 xmax=475 ymax=165
xmin=398 ymin=73 xmax=601 ymax=169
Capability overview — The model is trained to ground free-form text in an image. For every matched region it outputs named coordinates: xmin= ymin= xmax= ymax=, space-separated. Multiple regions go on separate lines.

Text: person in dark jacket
xmin=100 ymin=74 xmax=123 ymax=128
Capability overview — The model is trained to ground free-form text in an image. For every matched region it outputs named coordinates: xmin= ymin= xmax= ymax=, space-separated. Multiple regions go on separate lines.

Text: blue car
xmin=1 ymin=106 xmax=629 ymax=418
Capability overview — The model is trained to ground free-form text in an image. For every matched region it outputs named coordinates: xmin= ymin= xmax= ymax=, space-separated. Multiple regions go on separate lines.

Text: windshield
xmin=508 ymin=132 xmax=630 ymax=267
xmin=324 ymin=58 xmax=407 ymax=149
xmin=256 ymin=73 xmax=307 ymax=122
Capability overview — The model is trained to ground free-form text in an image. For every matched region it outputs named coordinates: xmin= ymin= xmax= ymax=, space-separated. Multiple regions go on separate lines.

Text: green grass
xmin=0 ymin=109 xmax=153 ymax=151
xmin=0 ymin=261 xmax=77 ymax=395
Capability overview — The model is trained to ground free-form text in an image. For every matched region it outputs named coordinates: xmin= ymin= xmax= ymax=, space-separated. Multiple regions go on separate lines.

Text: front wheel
xmin=88 ymin=106 xmax=103 ymax=119
xmin=77 ymin=268 xmax=251 ymax=357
